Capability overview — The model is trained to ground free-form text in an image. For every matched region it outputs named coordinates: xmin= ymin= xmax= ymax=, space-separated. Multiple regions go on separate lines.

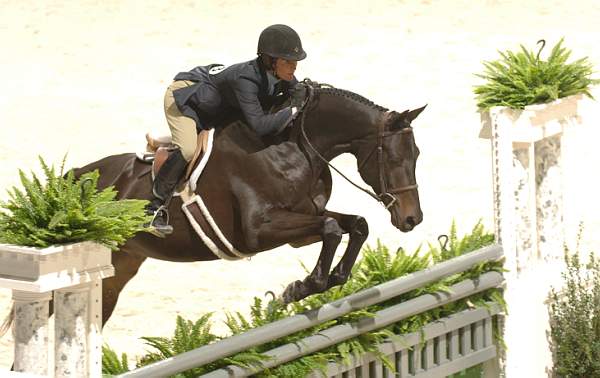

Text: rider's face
xmin=274 ymin=58 xmax=297 ymax=82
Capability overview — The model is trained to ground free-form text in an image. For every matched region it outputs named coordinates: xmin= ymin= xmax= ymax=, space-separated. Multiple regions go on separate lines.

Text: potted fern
xmin=0 ymin=157 xmax=150 ymax=376
xmin=0 ymin=157 xmax=150 ymax=286
xmin=476 ymin=39 xmax=598 ymax=377
xmin=475 ymin=38 xmax=598 ymax=270
xmin=477 ymin=38 xmax=597 ymax=143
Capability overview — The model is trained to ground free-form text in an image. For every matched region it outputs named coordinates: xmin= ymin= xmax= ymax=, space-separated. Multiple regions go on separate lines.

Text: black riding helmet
xmin=257 ymin=24 xmax=307 ymax=61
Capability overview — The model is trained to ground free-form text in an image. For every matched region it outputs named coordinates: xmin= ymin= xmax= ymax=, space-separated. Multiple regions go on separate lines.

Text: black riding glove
xmin=290 ymin=83 xmax=307 ymax=109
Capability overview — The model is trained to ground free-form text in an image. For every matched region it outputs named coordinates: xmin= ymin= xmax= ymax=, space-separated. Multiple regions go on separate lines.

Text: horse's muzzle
xmin=389 ymin=201 xmax=422 ymax=232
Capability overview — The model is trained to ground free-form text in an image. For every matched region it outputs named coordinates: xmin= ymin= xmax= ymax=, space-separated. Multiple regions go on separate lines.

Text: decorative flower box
xmin=0 ymin=241 xmax=114 ymax=377
xmin=479 ymin=93 xmax=582 ymax=143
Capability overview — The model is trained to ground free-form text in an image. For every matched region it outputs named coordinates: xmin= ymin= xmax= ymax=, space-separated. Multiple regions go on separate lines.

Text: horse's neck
xmin=299 ymin=95 xmax=381 ymax=162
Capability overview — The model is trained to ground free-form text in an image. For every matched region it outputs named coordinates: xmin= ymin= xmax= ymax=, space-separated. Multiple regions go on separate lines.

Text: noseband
xmin=297 ymin=81 xmax=418 ymax=209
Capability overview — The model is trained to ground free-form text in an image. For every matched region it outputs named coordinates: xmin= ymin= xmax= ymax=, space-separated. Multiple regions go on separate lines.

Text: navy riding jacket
xmin=172 ymin=58 xmax=297 ymax=136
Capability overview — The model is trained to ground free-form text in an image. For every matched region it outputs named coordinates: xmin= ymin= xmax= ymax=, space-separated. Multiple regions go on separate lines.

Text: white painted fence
xmin=306 ymin=304 xmax=501 ymax=378
xmin=120 ymin=245 xmax=504 ymax=377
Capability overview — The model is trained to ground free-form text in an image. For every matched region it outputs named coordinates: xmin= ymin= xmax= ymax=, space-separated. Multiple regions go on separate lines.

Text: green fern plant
xmin=137 ymin=314 xmax=219 ymax=369
xmin=474 ymin=38 xmax=599 ymax=110
xmin=0 ymin=156 xmax=151 ymax=250
xmin=106 ymin=221 xmax=504 ymax=377
xmin=430 ymin=220 xmax=495 ymax=263
xmin=265 ymin=221 xmax=502 ymax=377
xmin=354 ymin=241 xmax=431 ymax=288
xmin=102 ymin=344 xmax=130 ymax=376
xmin=135 ymin=313 xmax=270 ymax=377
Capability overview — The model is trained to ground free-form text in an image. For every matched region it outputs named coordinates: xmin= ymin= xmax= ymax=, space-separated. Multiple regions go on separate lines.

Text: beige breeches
xmin=164 ymin=80 xmax=198 ymax=162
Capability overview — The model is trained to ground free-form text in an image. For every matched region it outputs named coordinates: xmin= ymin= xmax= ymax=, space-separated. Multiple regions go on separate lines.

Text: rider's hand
xmin=290 ymin=83 xmax=306 ymax=109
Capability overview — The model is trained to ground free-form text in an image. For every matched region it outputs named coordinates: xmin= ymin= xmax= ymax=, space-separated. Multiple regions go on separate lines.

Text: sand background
xmin=1 ymin=0 xmax=600 ymax=370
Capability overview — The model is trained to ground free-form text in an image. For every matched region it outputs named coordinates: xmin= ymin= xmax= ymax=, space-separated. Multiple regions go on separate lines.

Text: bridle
xmin=355 ymin=121 xmax=419 ymax=209
xmin=296 ymin=81 xmax=418 ymax=209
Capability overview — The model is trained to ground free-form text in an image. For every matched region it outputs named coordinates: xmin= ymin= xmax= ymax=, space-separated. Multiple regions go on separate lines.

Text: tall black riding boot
xmin=147 ymin=149 xmax=188 ymax=236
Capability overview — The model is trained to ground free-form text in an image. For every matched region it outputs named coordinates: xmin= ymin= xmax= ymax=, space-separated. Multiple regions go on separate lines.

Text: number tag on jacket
xmin=208 ymin=65 xmax=227 ymax=75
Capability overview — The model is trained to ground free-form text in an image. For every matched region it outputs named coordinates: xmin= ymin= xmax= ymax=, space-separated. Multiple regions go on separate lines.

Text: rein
xmin=296 ymin=81 xmax=418 ymax=209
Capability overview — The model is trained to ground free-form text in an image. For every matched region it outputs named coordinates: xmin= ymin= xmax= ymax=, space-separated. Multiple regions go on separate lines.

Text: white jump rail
xmin=201 ymin=272 xmax=503 ymax=377
xmin=120 ymin=244 xmax=504 ymax=378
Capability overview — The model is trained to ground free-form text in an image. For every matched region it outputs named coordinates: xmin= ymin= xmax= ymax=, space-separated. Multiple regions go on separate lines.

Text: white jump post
xmin=0 ymin=241 xmax=114 ymax=377
xmin=480 ymin=94 xmax=582 ymax=376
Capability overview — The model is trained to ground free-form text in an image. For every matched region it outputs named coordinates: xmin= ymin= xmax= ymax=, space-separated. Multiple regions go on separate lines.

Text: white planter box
xmin=0 ymin=241 xmax=114 ymax=293
xmin=479 ymin=93 xmax=582 ymax=143
xmin=0 ymin=241 xmax=114 ymax=377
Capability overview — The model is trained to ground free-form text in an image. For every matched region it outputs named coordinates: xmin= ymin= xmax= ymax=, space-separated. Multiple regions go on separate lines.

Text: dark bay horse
xmin=2 ymin=84 xmax=425 ymax=334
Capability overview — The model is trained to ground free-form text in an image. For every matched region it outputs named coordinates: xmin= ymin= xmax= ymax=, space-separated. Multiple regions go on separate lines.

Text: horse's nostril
xmin=406 ymin=216 xmax=416 ymax=227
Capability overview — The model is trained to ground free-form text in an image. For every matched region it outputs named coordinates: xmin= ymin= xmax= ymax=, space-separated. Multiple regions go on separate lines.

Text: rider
xmin=148 ymin=24 xmax=308 ymax=235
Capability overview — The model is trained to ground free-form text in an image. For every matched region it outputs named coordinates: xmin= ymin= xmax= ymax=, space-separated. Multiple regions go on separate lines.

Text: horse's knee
xmin=322 ymin=217 xmax=343 ymax=244
xmin=352 ymin=216 xmax=369 ymax=240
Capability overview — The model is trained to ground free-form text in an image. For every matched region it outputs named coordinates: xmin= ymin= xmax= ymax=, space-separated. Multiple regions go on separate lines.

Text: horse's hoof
xmin=327 ymin=273 xmax=347 ymax=290
xmin=281 ymin=280 xmax=303 ymax=304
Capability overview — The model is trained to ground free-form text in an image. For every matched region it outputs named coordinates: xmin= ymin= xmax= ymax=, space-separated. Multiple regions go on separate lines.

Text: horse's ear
xmin=405 ymin=104 xmax=427 ymax=124
xmin=389 ymin=104 xmax=427 ymax=130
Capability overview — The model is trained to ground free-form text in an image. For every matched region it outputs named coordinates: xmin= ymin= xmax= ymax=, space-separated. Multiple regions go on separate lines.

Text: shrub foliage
xmin=549 ymin=239 xmax=600 ymax=377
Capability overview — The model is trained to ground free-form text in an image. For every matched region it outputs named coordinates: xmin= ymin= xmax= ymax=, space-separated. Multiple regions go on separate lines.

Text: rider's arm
xmin=233 ymin=78 xmax=294 ymax=136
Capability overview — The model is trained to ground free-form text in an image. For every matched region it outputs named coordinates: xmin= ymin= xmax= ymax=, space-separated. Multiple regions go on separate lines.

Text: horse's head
xmin=353 ymin=105 xmax=426 ymax=232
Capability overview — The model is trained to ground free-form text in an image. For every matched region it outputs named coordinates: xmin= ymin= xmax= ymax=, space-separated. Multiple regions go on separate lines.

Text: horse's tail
xmin=0 ymin=302 xmax=14 ymax=338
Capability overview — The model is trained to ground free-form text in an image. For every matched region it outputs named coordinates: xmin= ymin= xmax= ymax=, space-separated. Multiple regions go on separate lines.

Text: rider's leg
xmin=147 ymin=148 xmax=188 ymax=234
xmin=165 ymin=80 xmax=198 ymax=162
xmin=148 ymin=80 xmax=198 ymax=235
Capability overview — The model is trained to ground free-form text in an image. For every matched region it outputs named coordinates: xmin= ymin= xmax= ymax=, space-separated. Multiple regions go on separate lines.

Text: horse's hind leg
xmin=101 ymin=250 xmax=147 ymax=326
xmin=249 ymin=210 xmax=343 ymax=304
xmin=322 ymin=211 xmax=369 ymax=289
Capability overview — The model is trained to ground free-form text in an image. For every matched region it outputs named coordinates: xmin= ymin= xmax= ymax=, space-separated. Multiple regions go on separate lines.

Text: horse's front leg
xmin=250 ymin=210 xmax=343 ymax=304
xmin=322 ymin=211 xmax=369 ymax=290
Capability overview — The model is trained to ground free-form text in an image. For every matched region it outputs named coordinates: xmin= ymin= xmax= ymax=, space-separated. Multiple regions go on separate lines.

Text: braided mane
xmin=314 ymin=87 xmax=389 ymax=112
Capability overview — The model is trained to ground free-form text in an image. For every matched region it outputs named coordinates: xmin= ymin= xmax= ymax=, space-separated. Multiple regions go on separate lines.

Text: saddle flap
xmin=152 ymin=147 xmax=171 ymax=179
xmin=150 ymin=131 xmax=209 ymax=184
